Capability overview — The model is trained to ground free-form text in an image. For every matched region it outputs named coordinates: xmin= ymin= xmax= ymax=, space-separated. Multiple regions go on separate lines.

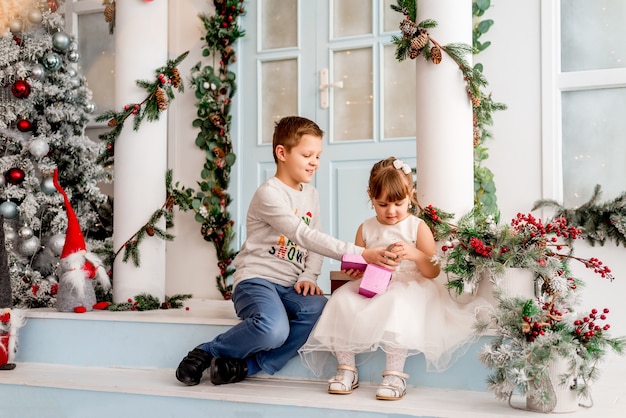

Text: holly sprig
xmin=95 ymin=51 xmax=188 ymax=166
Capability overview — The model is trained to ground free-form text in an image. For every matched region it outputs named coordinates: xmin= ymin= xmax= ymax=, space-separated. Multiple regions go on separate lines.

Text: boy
xmin=176 ymin=116 xmax=397 ymax=386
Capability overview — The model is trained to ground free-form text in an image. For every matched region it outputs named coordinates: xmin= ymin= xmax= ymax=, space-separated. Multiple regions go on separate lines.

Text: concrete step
xmin=13 ymin=299 xmax=489 ymax=390
xmin=2 ymin=299 xmax=624 ymax=417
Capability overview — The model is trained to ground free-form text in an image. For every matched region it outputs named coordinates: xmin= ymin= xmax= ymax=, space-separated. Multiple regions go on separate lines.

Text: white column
xmin=113 ymin=0 xmax=168 ymax=303
xmin=415 ymin=1 xmax=474 ymax=220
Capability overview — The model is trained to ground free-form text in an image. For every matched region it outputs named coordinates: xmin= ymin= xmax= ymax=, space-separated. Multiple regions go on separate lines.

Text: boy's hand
xmin=295 ymin=281 xmax=324 ymax=296
xmin=362 ymin=247 xmax=398 ymax=271
xmin=340 ymin=269 xmax=364 ymax=279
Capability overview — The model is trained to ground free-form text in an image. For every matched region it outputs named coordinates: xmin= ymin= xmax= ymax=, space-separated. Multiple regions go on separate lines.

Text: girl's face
xmin=371 ymin=192 xmax=411 ymax=225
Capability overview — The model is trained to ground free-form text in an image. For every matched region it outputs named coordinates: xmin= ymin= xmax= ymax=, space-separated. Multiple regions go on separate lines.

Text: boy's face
xmin=276 ymin=134 xmax=322 ymax=189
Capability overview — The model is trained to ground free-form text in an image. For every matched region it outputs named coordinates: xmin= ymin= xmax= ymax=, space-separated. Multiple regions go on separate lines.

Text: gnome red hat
xmin=52 ymin=169 xmax=86 ymax=258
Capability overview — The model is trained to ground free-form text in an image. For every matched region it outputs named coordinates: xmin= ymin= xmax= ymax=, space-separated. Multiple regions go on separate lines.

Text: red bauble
xmin=16 ymin=119 xmax=32 ymax=132
xmin=4 ymin=167 xmax=26 ymax=185
xmin=48 ymin=1 xmax=58 ymax=12
xmin=11 ymin=80 xmax=31 ymax=99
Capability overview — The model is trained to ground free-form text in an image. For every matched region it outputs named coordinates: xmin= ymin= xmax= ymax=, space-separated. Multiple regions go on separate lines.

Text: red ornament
xmin=13 ymin=36 xmax=22 ymax=46
xmin=4 ymin=167 xmax=26 ymax=185
xmin=16 ymin=119 xmax=32 ymax=132
xmin=48 ymin=0 xmax=58 ymax=12
xmin=11 ymin=80 xmax=31 ymax=99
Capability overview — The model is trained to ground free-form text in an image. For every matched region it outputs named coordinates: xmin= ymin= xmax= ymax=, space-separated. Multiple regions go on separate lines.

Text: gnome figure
xmin=1 ymin=215 xmax=23 ymax=371
xmin=53 ymin=169 xmax=110 ymax=313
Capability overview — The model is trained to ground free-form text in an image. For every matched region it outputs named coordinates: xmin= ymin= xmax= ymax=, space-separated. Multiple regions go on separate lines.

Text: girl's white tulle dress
xmin=299 ymin=215 xmax=491 ymax=377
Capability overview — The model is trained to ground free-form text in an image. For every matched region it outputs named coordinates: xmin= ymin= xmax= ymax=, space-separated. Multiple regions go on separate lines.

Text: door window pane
xmin=333 ymin=0 xmax=372 ymax=38
xmin=383 ymin=44 xmax=415 ymax=138
xmin=261 ymin=0 xmax=298 ymax=50
xmin=383 ymin=0 xmax=400 ymax=33
xmin=261 ymin=59 xmax=298 ymax=144
xmin=333 ymin=48 xmax=373 ymax=141
xmin=77 ymin=11 xmax=115 ymax=115
xmin=561 ymin=0 xmax=626 ymax=72
xmin=562 ymin=88 xmax=626 ymax=207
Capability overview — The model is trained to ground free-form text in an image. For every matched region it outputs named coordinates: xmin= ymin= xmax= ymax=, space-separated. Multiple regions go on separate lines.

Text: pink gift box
xmin=358 ymin=264 xmax=392 ymax=298
xmin=340 ymin=254 xmax=367 ymax=271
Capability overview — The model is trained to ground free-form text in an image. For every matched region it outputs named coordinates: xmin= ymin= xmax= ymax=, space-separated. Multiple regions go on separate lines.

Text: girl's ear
xmin=275 ymin=145 xmax=287 ymax=162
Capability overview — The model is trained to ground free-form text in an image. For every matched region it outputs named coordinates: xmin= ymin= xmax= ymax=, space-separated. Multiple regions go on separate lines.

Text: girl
xmin=299 ymin=157 xmax=488 ymax=400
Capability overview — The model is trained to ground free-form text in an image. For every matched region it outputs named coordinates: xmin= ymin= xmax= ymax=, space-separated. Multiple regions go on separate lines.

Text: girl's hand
xmin=295 ymin=281 xmax=324 ymax=296
xmin=389 ymin=241 xmax=416 ymax=262
xmin=362 ymin=247 xmax=398 ymax=271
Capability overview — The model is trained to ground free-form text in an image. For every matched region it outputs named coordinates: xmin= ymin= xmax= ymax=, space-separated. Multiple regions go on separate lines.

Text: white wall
xmin=164 ymin=0 xmax=626 ymax=336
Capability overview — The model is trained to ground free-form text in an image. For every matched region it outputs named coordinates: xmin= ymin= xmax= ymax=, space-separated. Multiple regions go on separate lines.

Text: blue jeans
xmin=199 ymin=277 xmax=327 ymax=375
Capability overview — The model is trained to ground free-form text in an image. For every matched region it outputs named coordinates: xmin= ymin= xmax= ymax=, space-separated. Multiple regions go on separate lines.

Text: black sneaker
xmin=175 ymin=348 xmax=213 ymax=386
xmin=209 ymin=357 xmax=248 ymax=385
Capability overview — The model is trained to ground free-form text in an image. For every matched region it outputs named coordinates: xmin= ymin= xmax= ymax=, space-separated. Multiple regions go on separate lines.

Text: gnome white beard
xmin=59 ymin=251 xmax=91 ymax=299
xmin=84 ymin=251 xmax=111 ymax=290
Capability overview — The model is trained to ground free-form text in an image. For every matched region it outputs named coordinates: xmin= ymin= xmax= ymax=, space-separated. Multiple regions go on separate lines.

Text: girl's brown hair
xmin=368 ymin=157 xmax=418 ymax=207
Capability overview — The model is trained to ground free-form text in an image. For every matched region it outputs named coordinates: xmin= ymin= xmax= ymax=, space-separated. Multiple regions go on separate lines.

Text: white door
xmin=238 ymin=0 xmax=416 ymax=293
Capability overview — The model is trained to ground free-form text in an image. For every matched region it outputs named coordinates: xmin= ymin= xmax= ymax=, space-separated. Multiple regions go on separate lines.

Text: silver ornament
xmin=19 ymin=236 xmax=41 ymax=256
xmin=42 ymin=52 xmax=62 ymax=71
xmin=31 ymin=63 xmax=47 ymax=81
xmin=67 ymin=68 xmax=77 ymax=77
xmin=47 ymin=234 xmax=65 ymax=256
xmin=29 ymin=139 xmax=50 ymax=159
xmin=52 ymin=32 xmax=71 ymax=51
xmin=67 ymin=50 xmax=80 ymax=63
xmin=28 ymin=10 xmax=43 ymax=24
xmin=0 ymin=201 xmax=18 ymax=219
xmin=18 ymin=226 xmax=34 ymax=239
xmin=41 ymin=177 xmax=56 ymax=195
xmin=9 ymin=20 xmax=22 ymax=33
xmin=84 ymin=102 xmax=96 ymax=113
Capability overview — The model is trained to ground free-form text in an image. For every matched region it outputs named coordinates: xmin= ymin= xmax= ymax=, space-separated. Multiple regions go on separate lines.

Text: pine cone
xmin=107 ymin=117 xmax=118 ymax=127
xmin=471 ymin=94 xmax=481 ymax=107
xmin=412 ymin=29 xmax=429 ymax=50
xmin=146 ymin=225 xmax=155 ymax=236
xmin=399 ymin=17 xmax=418 ymax=37
xmin=409 ymin=46 xmax=420 ymax=60
xmin=430 ymin=45 xmax=442 ymax=64
xmin=155 ymin=87 xmax=168 ymax=111
xmin=473 ymin=127 xmax=481 ymax=147
xmin=170 ymin=67 xmax=181 ymax=89
xmin=104 ymin=3 xmax=115 ymax=23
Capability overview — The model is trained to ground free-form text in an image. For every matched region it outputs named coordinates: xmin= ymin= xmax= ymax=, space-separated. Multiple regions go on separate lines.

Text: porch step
xmin=1 ymin=299 xmax=624 ymax=417
xmin=0 ymin=362 xmax=568 ymax=418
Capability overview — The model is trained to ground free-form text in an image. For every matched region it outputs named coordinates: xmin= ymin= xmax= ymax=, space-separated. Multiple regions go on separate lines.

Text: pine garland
xmin=533 ymin=185 xmax=626 ymax=248
xmin=182 ymin=0 xmax=246 ymax=299
xmin=95 ymin=51 xmax=188 ymax=167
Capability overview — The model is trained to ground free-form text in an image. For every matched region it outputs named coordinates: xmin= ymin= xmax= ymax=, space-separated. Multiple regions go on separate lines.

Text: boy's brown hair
xmin=272 ymin=116 xmax=324 ymax=163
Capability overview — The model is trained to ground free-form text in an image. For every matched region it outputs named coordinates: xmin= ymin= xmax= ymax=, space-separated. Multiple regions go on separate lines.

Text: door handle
xmin=319 ymin=68 xmax=343 ymax=109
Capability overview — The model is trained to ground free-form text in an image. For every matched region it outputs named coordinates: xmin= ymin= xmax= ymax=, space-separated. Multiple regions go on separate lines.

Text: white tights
xmin=334 ymin=346 xmax=407 ymax=371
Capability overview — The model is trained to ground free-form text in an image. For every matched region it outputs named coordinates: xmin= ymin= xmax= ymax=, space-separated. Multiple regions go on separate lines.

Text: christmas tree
xmin=0 ymin=0 xmax=112 ymax=308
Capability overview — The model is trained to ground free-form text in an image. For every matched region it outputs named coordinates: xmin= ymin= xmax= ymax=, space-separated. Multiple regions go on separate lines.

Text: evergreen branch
xmin=533 ymin=186 xmax=626 ymax=247
xmin=95 ymin=52 xmax=189 ymax=166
